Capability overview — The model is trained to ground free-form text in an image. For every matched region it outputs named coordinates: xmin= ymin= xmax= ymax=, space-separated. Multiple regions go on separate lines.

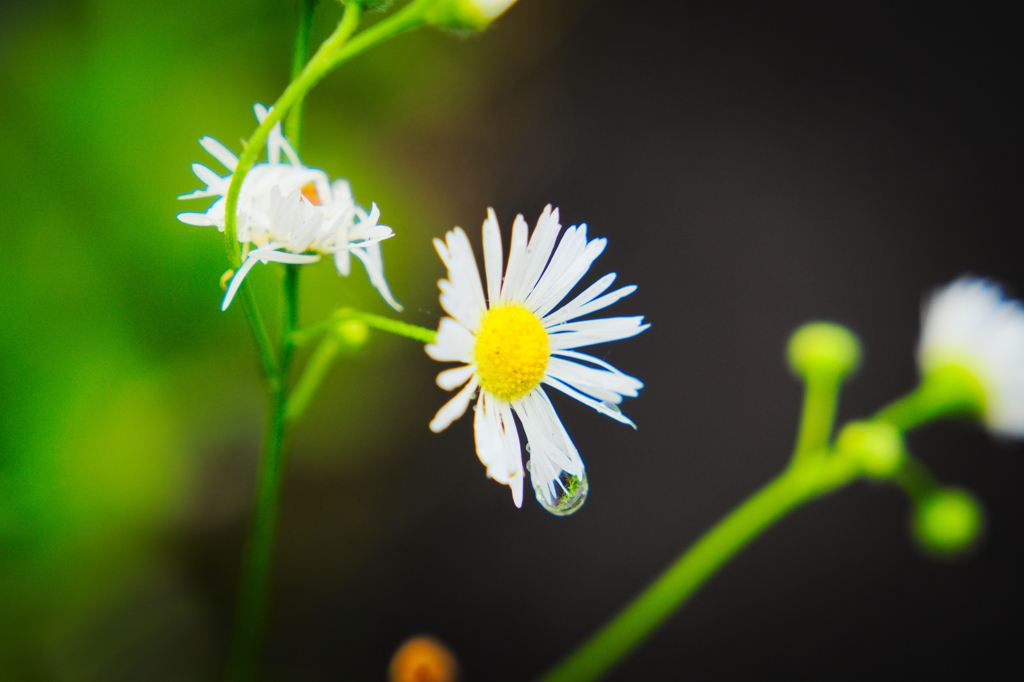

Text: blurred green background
xmin=0 ymin=0 xmax=588 ymax=677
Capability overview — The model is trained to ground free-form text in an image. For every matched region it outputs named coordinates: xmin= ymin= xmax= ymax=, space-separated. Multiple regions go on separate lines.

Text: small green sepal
xmin=787 ymin=322 xmax=861 ymax=381
xmin=835 ymin=421 xmax=904 ymax=477
xmin=919 ymin=364 xmax=987 ymax=421
xmin=912 ymin=489 xmax=984 ymax=557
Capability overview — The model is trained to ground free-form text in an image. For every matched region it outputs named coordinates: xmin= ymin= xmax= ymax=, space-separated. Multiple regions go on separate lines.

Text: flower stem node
xmin=787 ymin=322 xmax=861 ymax=382
xmin=333 ymin=318 xmax=371 ymax=353
xmin=416 ymin=0 xmax=518 ymax=31
xmin=912 ymin=489 xmax=984 ymax=557
xmin=835 ymin=421 xmax=904 ymax=478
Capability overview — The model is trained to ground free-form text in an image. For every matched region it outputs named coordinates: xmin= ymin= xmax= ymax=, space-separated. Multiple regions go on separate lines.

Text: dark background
xmin=2 ymin=1 xmax=1022 ymax=680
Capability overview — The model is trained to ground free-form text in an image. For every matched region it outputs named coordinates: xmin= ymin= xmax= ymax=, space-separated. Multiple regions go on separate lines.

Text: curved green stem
xmin=537 ymin=459 xmax=858 ymax=682
xmin=791 ymin=371 xmax=842 ymax=466
xmin=292 ymin=307 xmax=437 ymax=346
xmin=286 ymin=330 xmax=343 ymax=423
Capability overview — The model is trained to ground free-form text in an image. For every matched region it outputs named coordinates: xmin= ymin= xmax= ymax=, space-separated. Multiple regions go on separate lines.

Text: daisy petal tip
xmin=511 ymin=477 xmax=524 ymax=508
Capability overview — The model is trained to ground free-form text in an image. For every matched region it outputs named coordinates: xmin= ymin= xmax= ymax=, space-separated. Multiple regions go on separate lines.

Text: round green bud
xmin=787 ymin=322 xmax=861 ymax=380
xmin=334 ymin=319 xmax=371 ymax=353
xmin=912 ymin=489 xmax=984 ymax=557
xmin=835 ymin=421 xmax=904 ymax=477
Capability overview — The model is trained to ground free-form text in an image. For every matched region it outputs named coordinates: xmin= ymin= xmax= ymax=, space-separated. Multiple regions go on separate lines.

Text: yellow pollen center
xmin=474 ymin=305 xmax=550 ymax=402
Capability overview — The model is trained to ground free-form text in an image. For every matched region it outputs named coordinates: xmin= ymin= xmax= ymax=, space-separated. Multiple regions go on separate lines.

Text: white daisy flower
xmin=177 ymin=103 xmax=401 ymax=312
xmin=918 ymin=277 xmax=1024 ymax=437
xmin=426 ymin=206 xmax=648 ymax=513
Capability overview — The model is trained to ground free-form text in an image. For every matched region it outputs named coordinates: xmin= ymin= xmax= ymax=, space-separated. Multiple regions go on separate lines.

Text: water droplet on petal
xmin=533 ymin=469 xmax=588 ymax=516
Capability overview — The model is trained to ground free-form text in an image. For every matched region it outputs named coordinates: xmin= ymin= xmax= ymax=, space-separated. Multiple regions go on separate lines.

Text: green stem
xmin=285 ymin=0 xmax=319 ymax=152
xmin=281 ymin=264 xmax=300 ymax=368
xmin=890 ymin=453 xmax=942 ymax=504
xmin=874 ymin=366 xmax=984 ymax=432
xmin=286 ymin=331 xmax=342 ymax=422
xmin=537 ymin=459 xmax=859 ymax=682
xmin=791 ymin=372 xmax=842 ymax=466
xmin=225 ymin=379 xmax=290 ymax=682
xmin=292 ymin=307 xmax=437 ymax=346
xmin=225 ymin=267 xmax=301 ymax=682
xmin=239 ymin=283 xmax=280 ymax=383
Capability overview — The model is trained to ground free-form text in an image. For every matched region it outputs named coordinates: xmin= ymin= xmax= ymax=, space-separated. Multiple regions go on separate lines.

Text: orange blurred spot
xmin=300 ymin=182 xmax=321 ymax=205
xmin=388 ymin=635 xmax=459 ymax=682
xmin=219 ymin=269 xmax=234 ymax=290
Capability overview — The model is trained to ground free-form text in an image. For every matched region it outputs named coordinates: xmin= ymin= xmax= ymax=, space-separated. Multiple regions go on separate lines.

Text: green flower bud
xmin=333 ymin=319 xmax=371 ymax=353
xmin=787 ymin=322 xmax=861 ymax=381
xmin=417 ymin=0 xmax=518 ymax=31
xmin=912 ymin=489 xmax=984 ymax=556
xmin=835 ymin=421 xmax=904 ymax=477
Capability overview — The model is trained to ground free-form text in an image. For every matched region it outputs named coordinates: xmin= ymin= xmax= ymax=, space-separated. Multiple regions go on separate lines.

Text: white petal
xmin=436 ymin=363 xmax=477 ymax=391
xmin=530 ymin=233 xmax=608 ymax=319
xmin=443 ymin=227 xmax=487 ymax=326
xmin=509 ymin=474 xmax=524 ymax=508
xmin=516 ymin=389 xmax=585 ymax=507
xmin=545 ymin=285 xmax=637 ymax=327
xmin=500 ymin=213 xmax=530 ymax=303
xmin=425 ymin=318 xmax=475 ymax=363
xmin=546 ymin=356 xmax=643 ymax=402
xmin=473 ymin=393 xmax=523 ymax=486
xmin=221 ymin=251 xmax=264 ymax=311
xmin=255 ymin=250 xmax=321 ymax=265
xmin=541 ymin=272 xmax=616 ymax=323
xmin=429 ymin=375 xmax=479 ymax=433
xmin=351 ymin=243 xmax=402 ymax=311
xmin=333 ymin=248 xmax=352 ymax=276
xmin=177 ymin=212 xmax=216 ymax=226
xmin=547 ymin=317 xmax=650 ymax=350
xmin=191 ymin=162 xmax=225 ymax=189
xmin=220 ymin=247 xmax=319 ymax=311
xmin=199 ymin=136 xmax=238 ymax=171
xmin=525 ymin=224 xmax=589 ymax=313
xmin=482 ymin=208 xmax=504 ymax=306
xmin=510 ymin=205 xmax=562 ymax=302
xmin=177 ymin=188 xmax=219 ymax=201
xmin=542 ymin=375 xmax=638 ymax=428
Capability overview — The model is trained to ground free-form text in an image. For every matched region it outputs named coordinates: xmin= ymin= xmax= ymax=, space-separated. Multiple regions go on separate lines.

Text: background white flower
xmin=426 ymin=206 xmax=647 ymax=512
xmin=919 ymin=277 xmax=1024 ymax=437
xmin=178 ymin=103 xmax=400 ymax=311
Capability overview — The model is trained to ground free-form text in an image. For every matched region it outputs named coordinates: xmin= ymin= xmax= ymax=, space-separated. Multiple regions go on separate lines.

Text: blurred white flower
xmin=919 ymin=277 xmax=1024 ymax=437
xmin=178 ymin=103 xmax=400 ymax=311
xmin=426 ymin=206 xmax=647 ymax=512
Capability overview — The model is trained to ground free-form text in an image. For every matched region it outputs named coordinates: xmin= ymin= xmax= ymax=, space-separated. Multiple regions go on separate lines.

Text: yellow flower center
xmin=474 ymin=305 xmax=550 ymax=402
